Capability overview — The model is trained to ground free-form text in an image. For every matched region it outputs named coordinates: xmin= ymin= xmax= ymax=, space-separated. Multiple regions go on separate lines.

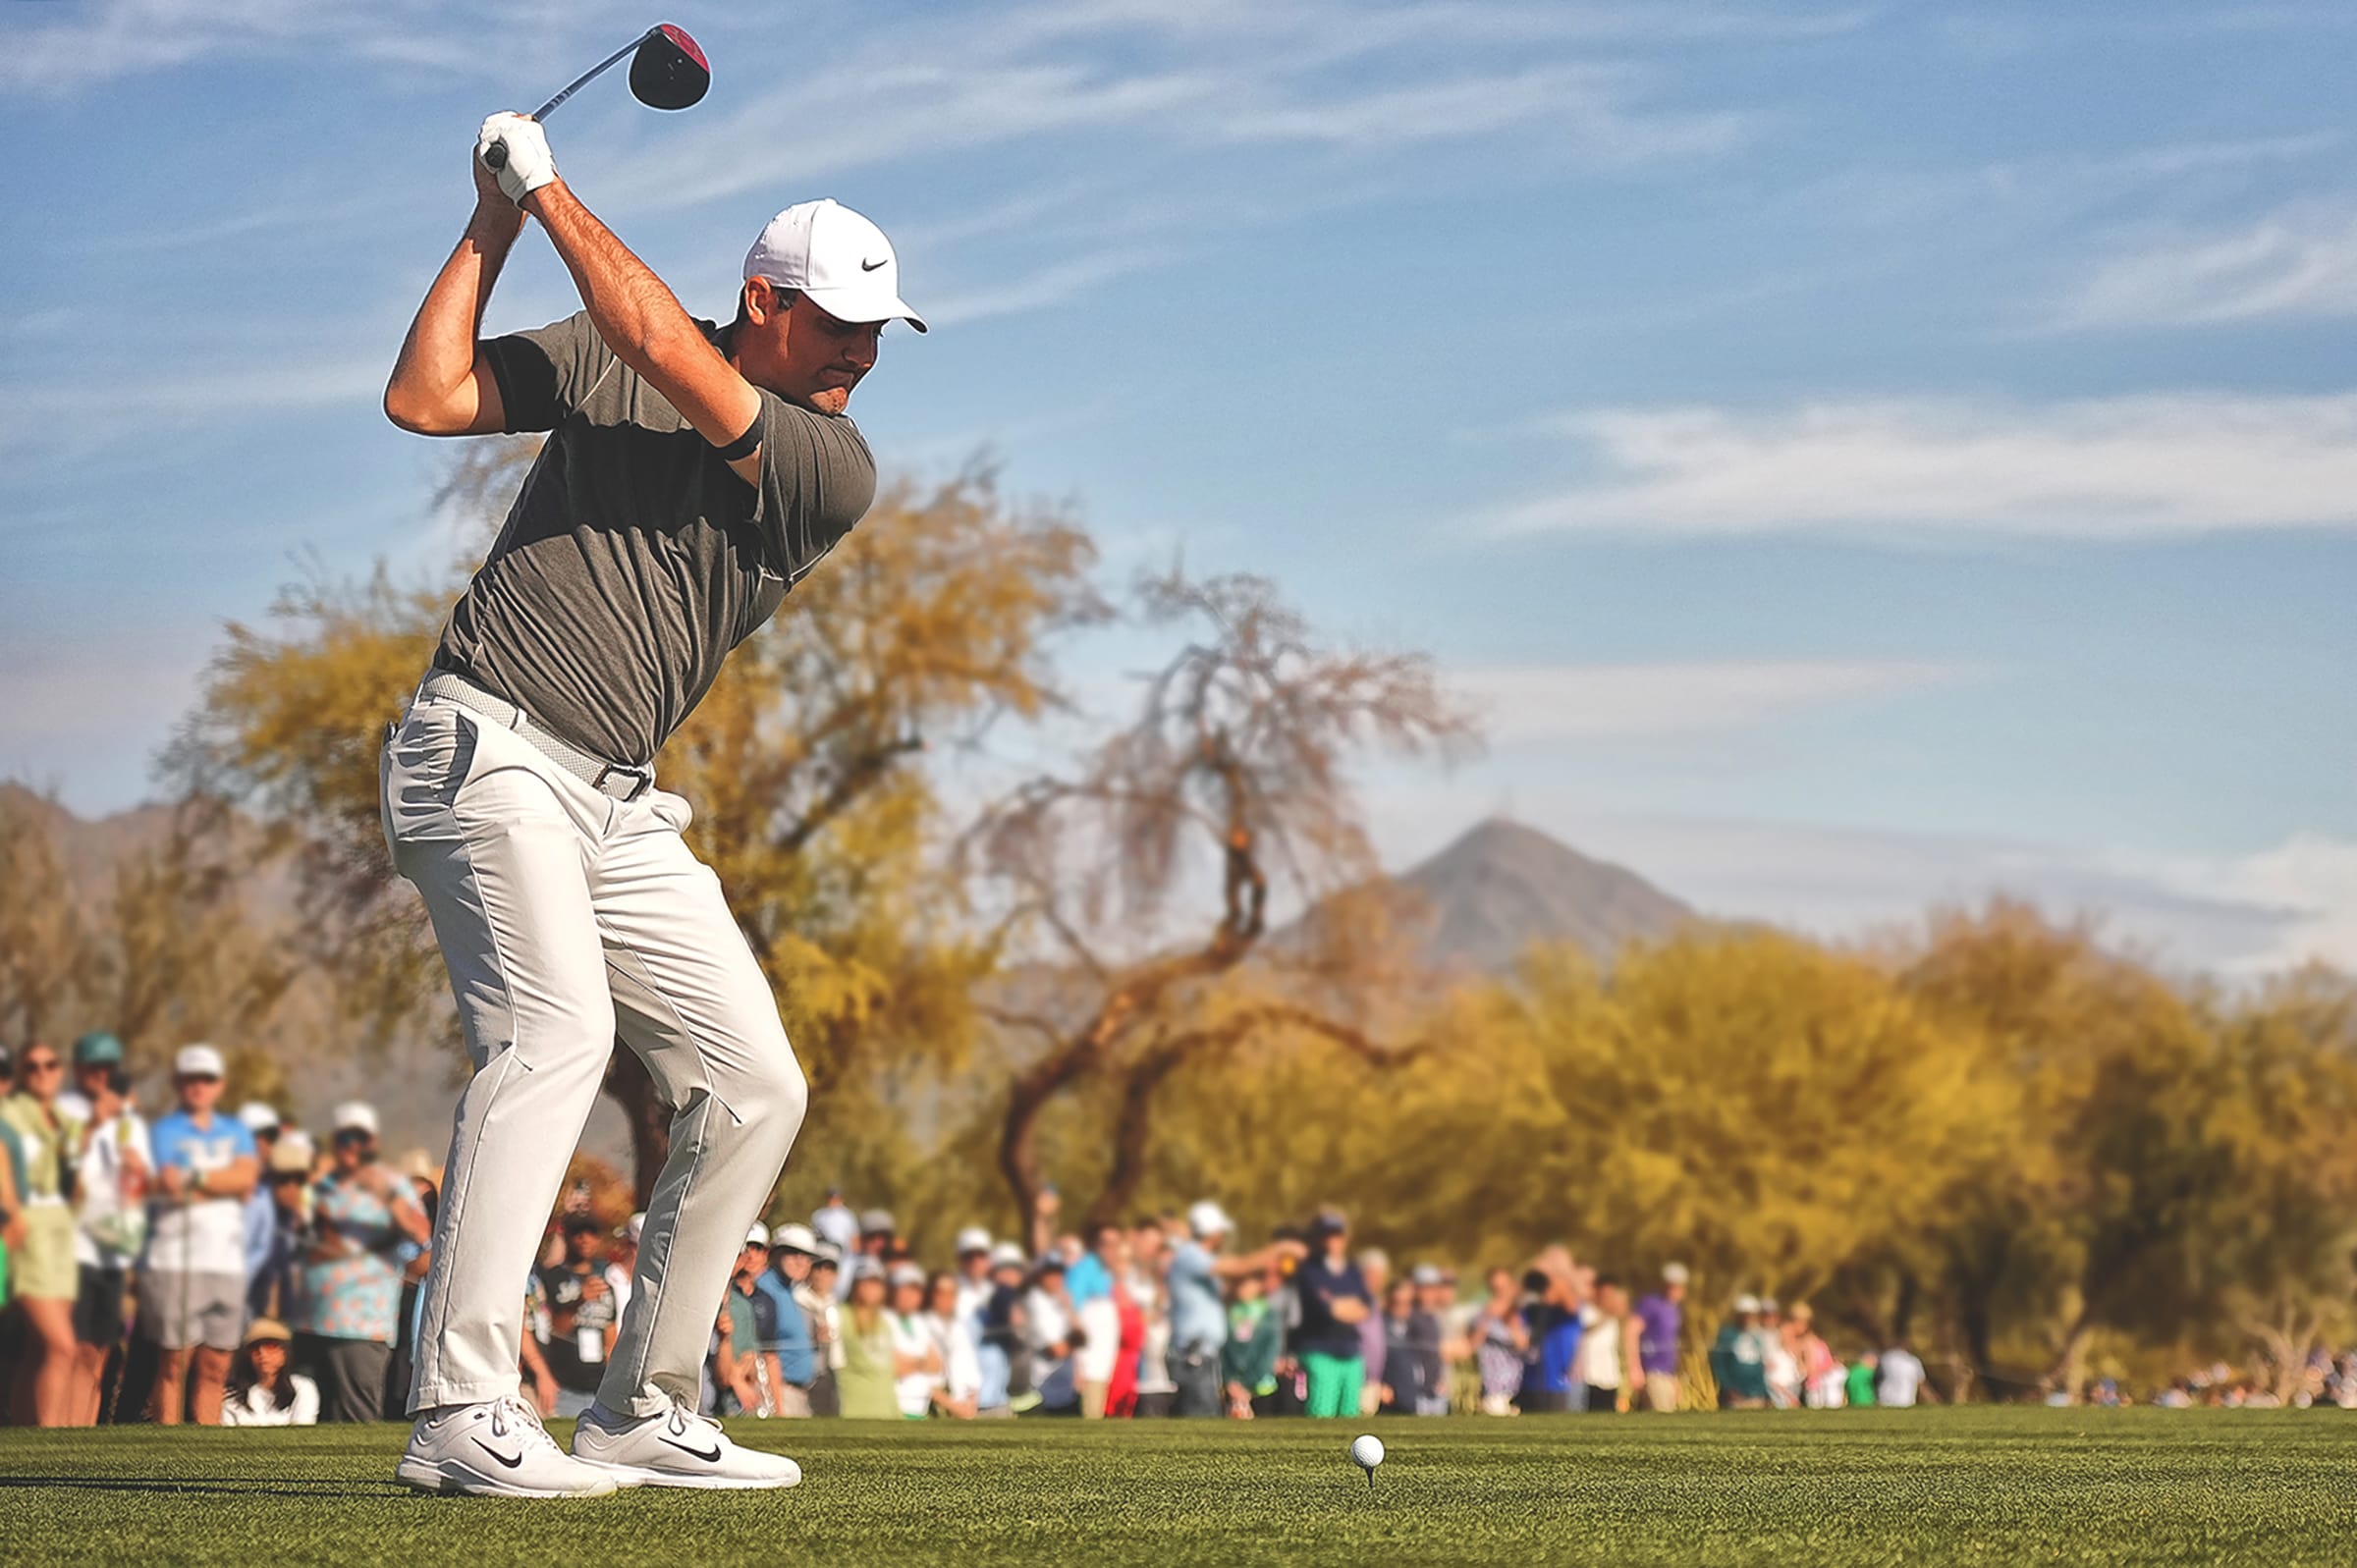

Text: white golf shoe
xmin=397 ymin=1396 xmax=624 ymax=1498
xmin=571 ymin=1401 xmax=804 ymax=1489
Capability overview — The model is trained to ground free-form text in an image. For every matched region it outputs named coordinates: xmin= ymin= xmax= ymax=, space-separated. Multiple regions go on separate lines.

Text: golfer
xmin=379 ymin=113 xmax=922 ymax=1496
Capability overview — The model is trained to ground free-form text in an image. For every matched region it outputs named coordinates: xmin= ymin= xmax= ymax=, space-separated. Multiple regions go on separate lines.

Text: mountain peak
xmin=1396 ymin=816 xmax=1694 ymax=972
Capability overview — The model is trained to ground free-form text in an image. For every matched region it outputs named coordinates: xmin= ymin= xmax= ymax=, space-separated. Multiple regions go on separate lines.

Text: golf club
xmin=482 ymin=23 xmax=709 ymax=171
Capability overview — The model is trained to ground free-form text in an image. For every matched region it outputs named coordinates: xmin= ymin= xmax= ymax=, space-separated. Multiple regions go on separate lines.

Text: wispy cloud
xmin=1211 ymin=65 xmax=1750 ymax=160
xmin=1455 ymin=659 xmax=1983 ymax=743
xmin=1494 ymin=394 xmax=2357 ymax=539
xmin=2056 ymin=200 xmax=2357 ymax=328
xmin=0 ymin=351 xmax=385 ymax=468
xmin=0 ymin=0 xmax=640 ymax=94
xmin=603 ymin=1 xmax=1767 ymax=213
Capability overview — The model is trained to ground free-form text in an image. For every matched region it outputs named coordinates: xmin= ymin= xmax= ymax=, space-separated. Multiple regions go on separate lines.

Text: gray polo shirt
xmin=432 ymin=310 xmax=876 ymax=767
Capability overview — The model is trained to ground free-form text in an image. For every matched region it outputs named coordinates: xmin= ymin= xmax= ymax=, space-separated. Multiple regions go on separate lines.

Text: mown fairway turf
xmin=4 ymin=1409 xmax=2355 ymax=1566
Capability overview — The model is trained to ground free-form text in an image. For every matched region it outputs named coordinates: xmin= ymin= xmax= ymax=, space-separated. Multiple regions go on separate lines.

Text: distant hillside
xmin=0 ymin=782 xmax=184 ymax=908
xmin=1391 ymin=817 xmax=1695 ymax=973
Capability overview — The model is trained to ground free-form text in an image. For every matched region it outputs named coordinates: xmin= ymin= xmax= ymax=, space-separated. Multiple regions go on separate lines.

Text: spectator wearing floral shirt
xmin=291 ymin=1103 xmax=427 ymax=1422
xmin=1471 ymin=1268 xmax=1529 ymax=1416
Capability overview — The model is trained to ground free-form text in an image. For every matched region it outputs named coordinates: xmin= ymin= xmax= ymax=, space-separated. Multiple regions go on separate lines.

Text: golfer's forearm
xmin=527 ymin=181 xmax=704 ymax=379
xmin=386 ymin=206 xmax=521 ymax=431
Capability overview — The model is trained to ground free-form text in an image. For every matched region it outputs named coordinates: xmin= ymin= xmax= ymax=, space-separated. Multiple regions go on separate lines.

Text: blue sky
xmin=2 ymin=0 xmax=2350 ymax=974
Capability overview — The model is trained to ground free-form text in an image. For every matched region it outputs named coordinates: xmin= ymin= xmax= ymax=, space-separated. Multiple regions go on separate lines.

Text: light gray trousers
xmin=381 ymin=691 xmax=806 ymax=1419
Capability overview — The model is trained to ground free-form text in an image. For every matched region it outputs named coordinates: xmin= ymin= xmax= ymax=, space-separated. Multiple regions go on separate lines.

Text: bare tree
xmin=972 ymin=566 xmax=1475 ymax=1235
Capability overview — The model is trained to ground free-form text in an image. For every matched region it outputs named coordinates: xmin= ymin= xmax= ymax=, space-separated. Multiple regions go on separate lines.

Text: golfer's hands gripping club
xmin=477 ymin=112 xmax=557 ymax=203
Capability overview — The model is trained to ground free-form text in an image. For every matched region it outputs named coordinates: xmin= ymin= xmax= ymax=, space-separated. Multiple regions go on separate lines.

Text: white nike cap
xmin=1187 ymin=1200 xmax=1235 ymax=1241
xmin=744 ymin=198 xmax=927 ymax=333
xmin=174 ymin=1043 xmax=225 ymax=1078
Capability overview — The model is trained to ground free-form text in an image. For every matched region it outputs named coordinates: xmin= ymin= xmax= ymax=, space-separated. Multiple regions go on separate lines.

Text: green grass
xmin=5 ymin=1409 xmax=2356 ymax=1566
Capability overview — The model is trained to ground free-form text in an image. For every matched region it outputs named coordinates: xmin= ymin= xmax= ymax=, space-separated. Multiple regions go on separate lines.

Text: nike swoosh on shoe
xmin=472 ymin=1438 xmax=526 ymax=1470
xmin=661 ymin=1436 xmax=724 ymax=1463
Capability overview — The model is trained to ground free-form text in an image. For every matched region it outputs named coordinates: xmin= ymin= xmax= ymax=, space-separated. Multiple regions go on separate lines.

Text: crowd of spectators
xmin=0 ymin=1033 xmax=2327 ymax=1427
xmin=0 ymin=1036 xmax=432 ymax=1427
xmin=686 ymin=1202 xmax=1706 ymax=1423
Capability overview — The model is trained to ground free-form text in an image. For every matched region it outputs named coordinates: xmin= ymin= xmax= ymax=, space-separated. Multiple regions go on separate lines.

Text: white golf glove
xmin=477 ymin=112 xmax=558 ymax=205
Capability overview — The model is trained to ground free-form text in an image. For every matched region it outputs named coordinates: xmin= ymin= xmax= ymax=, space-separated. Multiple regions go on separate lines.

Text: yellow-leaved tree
xmin=183 ymin=449 xmax=1101 ymax=1203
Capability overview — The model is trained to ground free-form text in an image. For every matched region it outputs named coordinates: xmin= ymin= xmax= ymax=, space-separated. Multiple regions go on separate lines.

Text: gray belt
xmin=415 ymin=672 xmax=655 ymax=801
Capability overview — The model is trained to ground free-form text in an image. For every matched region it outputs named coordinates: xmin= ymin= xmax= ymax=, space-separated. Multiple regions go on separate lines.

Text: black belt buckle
xmin=593 ymin=764 xmax=652 ymax=802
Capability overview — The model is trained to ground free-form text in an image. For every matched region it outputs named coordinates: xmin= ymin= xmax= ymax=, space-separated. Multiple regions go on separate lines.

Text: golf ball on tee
xmin=1350 ymin=1434 xmax=1385 ymax=1470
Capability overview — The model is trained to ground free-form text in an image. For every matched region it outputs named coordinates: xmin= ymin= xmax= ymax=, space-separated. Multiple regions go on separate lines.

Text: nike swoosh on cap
xmin=860 ymin=257 xmax=888 ymax=272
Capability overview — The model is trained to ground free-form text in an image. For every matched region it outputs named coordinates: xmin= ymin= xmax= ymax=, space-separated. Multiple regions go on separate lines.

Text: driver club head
xmin=630 ymin=24 xmax=710 ymax=111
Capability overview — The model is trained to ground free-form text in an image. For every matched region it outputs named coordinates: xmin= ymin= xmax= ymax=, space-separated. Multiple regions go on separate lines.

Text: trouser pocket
xmin=380 ymin=704 xmax=480 ymax=865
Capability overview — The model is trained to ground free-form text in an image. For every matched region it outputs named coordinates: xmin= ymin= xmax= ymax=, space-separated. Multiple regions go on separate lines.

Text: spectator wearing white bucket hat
xmin=293 ymin=1100 xmax=429 ymax=1423
xmin=1165 ymin=1201 xmax=1305 ymax=1418
xmin=756 ymin=1222 xmax=821 ymax=1416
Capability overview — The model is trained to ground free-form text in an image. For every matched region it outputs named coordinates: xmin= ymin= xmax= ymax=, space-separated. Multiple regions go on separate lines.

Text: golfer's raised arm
xmin=523 ymin=179 xmax=764 ymax=482
xmin=384 ymin=149 xmax=523 ymax=438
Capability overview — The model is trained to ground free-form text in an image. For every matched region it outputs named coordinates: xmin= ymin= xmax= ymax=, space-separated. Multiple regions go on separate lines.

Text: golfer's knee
xmin=752 ymin=1037 xmax=808 ymax=1140
xmin=728 ymin=1019 xmax=806 ymax=1144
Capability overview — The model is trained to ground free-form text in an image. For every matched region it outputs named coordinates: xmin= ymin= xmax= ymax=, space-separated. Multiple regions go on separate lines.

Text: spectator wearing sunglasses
xmin=67 ymin=1032 xmax=148 ymax=1426
xmin=291 ymin=1102 xmax=429 ymax=1422
xmin=2 ymin=1041 xmax=83 ymax=1425
xmin=141 ymin=1044 xmax=261 ymax=1425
